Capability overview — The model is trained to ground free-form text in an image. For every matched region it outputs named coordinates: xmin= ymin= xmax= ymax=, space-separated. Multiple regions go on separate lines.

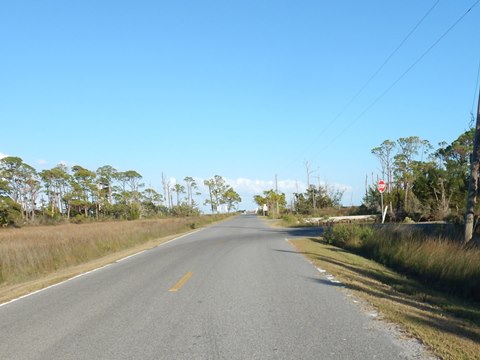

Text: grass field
xmin=0 ymin=215 xmax=229 ymax=302
xmin=291 ymin=237 xmax=480 ymax=360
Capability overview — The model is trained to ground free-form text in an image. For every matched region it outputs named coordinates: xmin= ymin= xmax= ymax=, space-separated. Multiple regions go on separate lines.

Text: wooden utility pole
xmin=465 ymin=88 xmax=480 ymax=244
xmin=275 ymin=174 xmax=279 ymax=218
xmin=305 ymin=161 xmax=319 ymax=212
xmin=313 ymin=175 xmax=322 ymax=212
xmin=305 ymin=161 xmax=311 ymax=189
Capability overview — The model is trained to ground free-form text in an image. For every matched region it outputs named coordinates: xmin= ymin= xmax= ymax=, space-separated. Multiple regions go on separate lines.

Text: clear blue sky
xmin=1 ymin=1 xmax=479 ymax=210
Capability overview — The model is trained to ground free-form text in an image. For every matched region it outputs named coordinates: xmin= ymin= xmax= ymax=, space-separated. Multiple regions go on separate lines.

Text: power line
xmin=311 ymin=0 xmax=480 ymax=158
xmin=290 ymin=0 xmax=441 ymax=165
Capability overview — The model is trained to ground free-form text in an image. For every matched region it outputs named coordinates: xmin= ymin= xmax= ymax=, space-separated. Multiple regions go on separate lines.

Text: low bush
xmin=281 ymin=214 xmax=301 ymax=226
xmin=323 ymin=224 xmax=373 ymax=249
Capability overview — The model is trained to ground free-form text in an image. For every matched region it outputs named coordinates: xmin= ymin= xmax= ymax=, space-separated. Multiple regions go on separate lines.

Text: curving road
xmin=0 ymin=215 xmax=421 ymax=359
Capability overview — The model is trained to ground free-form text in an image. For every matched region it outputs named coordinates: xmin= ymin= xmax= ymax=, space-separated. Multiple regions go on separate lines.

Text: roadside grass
xmin=0 ymin=215 xmax=229 ymax=302
xmin=291 ymin=237 xmax=480 ymax=360
xmin=322 ymin=224 xmax=480 ymax=302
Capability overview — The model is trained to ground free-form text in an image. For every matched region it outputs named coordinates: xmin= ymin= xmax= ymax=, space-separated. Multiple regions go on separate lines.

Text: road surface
xmin=0 ymin=215 xmax=425 ymax=359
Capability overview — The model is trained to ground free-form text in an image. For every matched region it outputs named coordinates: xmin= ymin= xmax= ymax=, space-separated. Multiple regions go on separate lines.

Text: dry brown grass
xmin=0 ymin=215 xmax=228 ymax=299
xmin=292 ymin=238 xmax=480 ymax=360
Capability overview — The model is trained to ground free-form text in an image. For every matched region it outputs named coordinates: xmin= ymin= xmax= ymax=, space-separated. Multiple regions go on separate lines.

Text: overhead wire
xmin=289 ymin=0 xmax=441 ymax=166
xmin=310 ymin=0 xmax=480 ymax=159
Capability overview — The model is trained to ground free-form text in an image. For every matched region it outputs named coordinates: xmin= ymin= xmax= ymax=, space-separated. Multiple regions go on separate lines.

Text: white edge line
xmin=0 ymin=228 xmax=204 ymax=308
xmin=156 ymin=229 xmax=202 ymax=248
xmin=287 ymin=236 xmax=344 ymax=286
xmin=0 ymin=264 xmax=112 ymax=308
xmin=115 ymin=250 xmax=146 ymax=263
xmin=285 ymin=236 xmax=343 ymax=285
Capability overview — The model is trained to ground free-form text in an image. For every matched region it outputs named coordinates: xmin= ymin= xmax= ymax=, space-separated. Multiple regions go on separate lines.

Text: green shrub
xmin=72 ymin=214 xmax=91 ymax=224
xmin=323 ymin=224 xmax=373 ymax=249
xmin=0 ymin=197 xmax=23 ymax=227
xmin=282 ymin=213 xmax=300 ymax=226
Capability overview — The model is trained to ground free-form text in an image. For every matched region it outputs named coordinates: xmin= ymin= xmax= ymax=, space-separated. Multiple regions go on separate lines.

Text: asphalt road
xmin=0 ymin=215 xmax=422 ymax=359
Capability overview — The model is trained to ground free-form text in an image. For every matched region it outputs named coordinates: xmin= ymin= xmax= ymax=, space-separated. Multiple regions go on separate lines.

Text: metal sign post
xmin=378 ymin=180 xmax=386 ymax=224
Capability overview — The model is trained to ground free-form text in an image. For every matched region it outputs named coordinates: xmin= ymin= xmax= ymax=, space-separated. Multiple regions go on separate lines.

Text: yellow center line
xmin=168 ymin=271 xmax=193 ymax=292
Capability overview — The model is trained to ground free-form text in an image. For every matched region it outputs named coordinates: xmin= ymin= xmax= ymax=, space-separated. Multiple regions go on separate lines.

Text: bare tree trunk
xmin=30 ymin=195 xmax=36 ymax=222
xmin=465 ymin=90 xmax=480 ymax=244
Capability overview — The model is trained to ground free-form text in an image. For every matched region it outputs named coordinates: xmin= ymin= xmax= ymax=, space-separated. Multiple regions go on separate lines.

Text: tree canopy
xmin=365 ymin=130 xmax=474 ymax=222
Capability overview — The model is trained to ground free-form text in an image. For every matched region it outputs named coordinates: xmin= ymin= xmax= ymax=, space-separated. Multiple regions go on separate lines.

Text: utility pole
xmin=305 ymin=161 xmax=319 ymax=213
xmin=465 ymin=87 xmax=480 ymax=244
xmin=275 ymin=174 xmax=279 ymax=217
xmin=313 ymin=175 xmax=322 ymax=212
xmin=294 ymin=180 xmax=299 ymax=213
xmin=365 ymin=174 xmax=368 ymax=204
xmin=305 ymin=161 xmax=311 ymax=189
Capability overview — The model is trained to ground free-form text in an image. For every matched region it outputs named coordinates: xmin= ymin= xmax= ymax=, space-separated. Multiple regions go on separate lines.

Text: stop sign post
xmin=378 ymin=180 xmax=386 ymax=193
xmin=378 ymin=180 xmax=387 ymax=224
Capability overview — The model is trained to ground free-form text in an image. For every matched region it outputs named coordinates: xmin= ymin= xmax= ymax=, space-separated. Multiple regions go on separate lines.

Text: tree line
xmin=253 ymin=183 xmax=344 ymax=217
xmin=253 ymin=128 xmax=474 ymax=222
xmin=0 ymin=157 xmax=241 ymax=226
xmin=364 ymin=129 xmax=474 ymax=222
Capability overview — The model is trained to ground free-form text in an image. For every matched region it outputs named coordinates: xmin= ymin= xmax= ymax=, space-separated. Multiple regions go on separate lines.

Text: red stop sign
xmin=378 ymin=180 xmax=386 ymax=193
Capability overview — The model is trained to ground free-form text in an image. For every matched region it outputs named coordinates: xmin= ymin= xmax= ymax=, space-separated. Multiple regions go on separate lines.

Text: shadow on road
xmin=306 ymin=277 xmax=346 ymax=288
xmin=269 ymin=227 xmax=324 ymax=237
xmin=277 ymin=241 xmax=480 ymax=347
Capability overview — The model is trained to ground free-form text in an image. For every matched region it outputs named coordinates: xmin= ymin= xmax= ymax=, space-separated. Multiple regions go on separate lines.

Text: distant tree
xmin=372 ymin=140 xmax=396 ymax=193
xmin=204 ymin=179 xmax=215 ymax=214
xmin=436 ymin=130 xmax=473 ymax=216
xmin=172 ymin=183 xmax=186 ymax=206
xmin=367 ymin=132 xmax=474 ymax=222
xmin=203 ymin=175 xmax=235 ymax=213
xmin=223 ymin=186 xmax=242 ymax=212
xmin=0 ymin=156 xmax=25 ymax=204
xmin=0 ymin=156 xmax=39 ymax=221
xmin=254 ymin=189 xmax=286 ymax=218
xmin=292 ymin=183 xmax=343 ymax=216
xmin=96 ymin=165 xmax=118 ymax=205
xmin=394 ymin=137 xmax=431 ymax=213
xmin=142 ymin=187 xmax=163 ymax=206
xmin=0 ymin=196 xmax=22 ymax=226
xmin=123 ymin=170 xmax=143 ymax=203
xmin=24 ymin=170 xmax=41 ymax=221
xmin=115 ymin=170 xmax=143 ymax=219
xmin=141 ymin=187 xmax=165 ymax=217
xmin=71 ymin=165 xmax=96 ymax=217
xmin=184 ymin=176 xmax=199 ymax=207
xmin=212 ymin=175 xmax=227 ymax=212
xmin=39 ymin=164 xmax=72 ymax=218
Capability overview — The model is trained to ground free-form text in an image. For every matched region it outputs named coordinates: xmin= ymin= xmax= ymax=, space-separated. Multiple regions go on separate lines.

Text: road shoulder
xmin=291 ymin=237 xmax=480 ymax=360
